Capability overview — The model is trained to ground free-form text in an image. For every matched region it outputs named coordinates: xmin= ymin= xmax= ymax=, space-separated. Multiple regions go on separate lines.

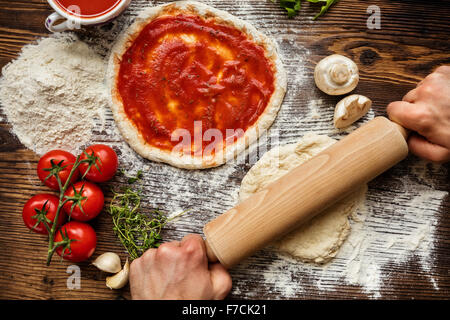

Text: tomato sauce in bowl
xmin=54 ymin=0 xmax=122 ymax=18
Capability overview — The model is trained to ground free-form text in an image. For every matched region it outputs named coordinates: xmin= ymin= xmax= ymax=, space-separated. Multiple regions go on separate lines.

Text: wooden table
xmin=0 ymin=0 xmax=449 ymax=300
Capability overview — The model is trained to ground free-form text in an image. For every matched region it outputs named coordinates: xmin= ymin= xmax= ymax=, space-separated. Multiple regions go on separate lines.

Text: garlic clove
xmin=92 ymin=252 xmax=122 ymax=273
xmin=314 ymin=54 xmax=359 ymax=95
xmin=106 ymin=258 xmax=129 ymax=290
xmin=334 ymin=94 xmax=372 ymax=129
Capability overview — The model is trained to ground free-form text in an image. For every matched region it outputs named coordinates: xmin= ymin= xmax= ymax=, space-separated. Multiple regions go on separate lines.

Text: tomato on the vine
xmin=22 ymin=194 xmax=65 ymax=235
xmin=55 ymin=221 xmax=97 ymax=262
xmin=37 ymin=150 xmax=80 ymax=190
xmin=63 ymin=181 xmax=104 ymax=221
xmin=78 ymin=144 xmax=118 ymax=183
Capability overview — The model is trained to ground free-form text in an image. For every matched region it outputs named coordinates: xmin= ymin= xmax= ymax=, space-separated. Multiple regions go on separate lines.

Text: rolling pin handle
xmin=390 ymin=120 xmax=410 ymax=140
xmin=205 ymin=238 xmax=219 ymax=263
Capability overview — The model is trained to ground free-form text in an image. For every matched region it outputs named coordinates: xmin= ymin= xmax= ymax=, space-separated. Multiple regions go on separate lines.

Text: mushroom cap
xmin=314 ymin=54 xmax=359 ymax=95
xmin=333 ymin=94 xmax=372 ymax=129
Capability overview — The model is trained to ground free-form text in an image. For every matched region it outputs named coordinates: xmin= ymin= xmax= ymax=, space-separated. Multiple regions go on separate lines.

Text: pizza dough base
xmin=239 ymin=133 xmax=367 ymax=264
xmin=106 ymin=1 xmax=287 ymax=169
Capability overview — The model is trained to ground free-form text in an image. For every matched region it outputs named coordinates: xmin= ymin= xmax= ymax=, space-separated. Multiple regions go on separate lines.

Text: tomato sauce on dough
xmin=117 ymin=14 xmax=276 ymax=155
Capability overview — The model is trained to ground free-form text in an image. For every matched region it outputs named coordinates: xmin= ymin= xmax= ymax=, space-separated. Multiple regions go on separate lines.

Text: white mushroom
xmin=333 ymin=94 xmax=372 ymax=129
xmin=314 ymin=54 xmax=359 ymax=95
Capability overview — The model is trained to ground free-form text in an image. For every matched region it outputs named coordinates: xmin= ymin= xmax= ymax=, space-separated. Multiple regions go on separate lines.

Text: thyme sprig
xmin=108 ymin=174 xmax=185 ymax=260
xmin=119 ymin=169 xmax=143 ymax=184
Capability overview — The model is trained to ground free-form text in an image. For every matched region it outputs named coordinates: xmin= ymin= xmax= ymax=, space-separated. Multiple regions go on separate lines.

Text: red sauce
xmin=117 ymin=14 xmax=276 ymax=155
xmin=55 ymin=0 xmax=121 ymax=17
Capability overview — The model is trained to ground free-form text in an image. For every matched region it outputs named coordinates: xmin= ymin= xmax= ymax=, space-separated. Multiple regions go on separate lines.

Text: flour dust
xmin=0 ymin=34 xmax=107 ymax=155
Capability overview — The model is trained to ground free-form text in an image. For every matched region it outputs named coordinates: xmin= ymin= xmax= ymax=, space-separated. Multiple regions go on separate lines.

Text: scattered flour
xmin=0 ymin=33 xmax=107 ymax=155
xmin=231 ymin=101 xmax=447 ymax=298
xmin=308 ymin=100 xmax=322 ymax=119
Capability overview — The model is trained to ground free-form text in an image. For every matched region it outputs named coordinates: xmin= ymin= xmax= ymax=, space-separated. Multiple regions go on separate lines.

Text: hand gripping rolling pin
xmin=203 ymin=116 xmax=409 ymax=269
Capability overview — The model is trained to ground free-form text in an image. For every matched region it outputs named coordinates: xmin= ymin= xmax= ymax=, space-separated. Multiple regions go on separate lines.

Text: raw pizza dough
xmin=239 ymin=133 xmax=367 ymax=264
xmin=106 ymin=1 xmax=287 ymax=169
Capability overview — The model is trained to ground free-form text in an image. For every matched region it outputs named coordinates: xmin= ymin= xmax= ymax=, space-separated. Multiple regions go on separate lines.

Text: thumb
xmin=209 ymin=263 xmax=232 ymax=300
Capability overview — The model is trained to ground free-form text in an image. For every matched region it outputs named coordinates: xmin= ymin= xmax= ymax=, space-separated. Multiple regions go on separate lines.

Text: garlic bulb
xmin=92 ymin=252 xmax=122 ymax=273
xmin=106 ymin=258 xmax=129 ymax=290
xmin=314 ymin=54 xmax=359 ymax=95
xmin=334 ymin=94 xmax=372 ymax=128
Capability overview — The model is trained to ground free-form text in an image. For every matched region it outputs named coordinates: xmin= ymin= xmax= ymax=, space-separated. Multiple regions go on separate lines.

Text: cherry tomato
xmin=78 ymin=144 xmax=118 ymax=183
xmin=63 ymin=181 xmax=104 ymax=222
xmin=37 ymin=150 xmax=80 ymax=190
xmin=55 ymin=221 xmax=97 ymax=262
xmin=22 ymin=194 xmax=65 ymax=235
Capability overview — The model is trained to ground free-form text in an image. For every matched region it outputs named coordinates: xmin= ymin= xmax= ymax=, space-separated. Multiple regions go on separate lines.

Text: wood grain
xmin=0 ymin=0 xmax=449 ymax=300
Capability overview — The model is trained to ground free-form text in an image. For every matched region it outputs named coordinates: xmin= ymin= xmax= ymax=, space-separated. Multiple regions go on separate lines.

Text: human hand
xmin=129 ymin=234 xmax=232 ymax=300
xmin=387 ymin=66 xmax=450 ymax=163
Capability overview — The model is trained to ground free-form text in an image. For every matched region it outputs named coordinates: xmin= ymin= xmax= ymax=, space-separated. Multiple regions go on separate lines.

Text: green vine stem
xmin=45 ymin=155 xmax=97 ymax=266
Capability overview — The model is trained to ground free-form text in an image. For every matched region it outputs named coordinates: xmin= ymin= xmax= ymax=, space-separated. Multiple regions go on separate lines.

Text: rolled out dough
xmin=239 ymin=133 xmax=367 ymax=264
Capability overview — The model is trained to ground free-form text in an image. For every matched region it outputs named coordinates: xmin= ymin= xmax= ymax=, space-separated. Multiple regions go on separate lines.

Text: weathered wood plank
xmin=0 ymin=0 xmax=449 ymax=299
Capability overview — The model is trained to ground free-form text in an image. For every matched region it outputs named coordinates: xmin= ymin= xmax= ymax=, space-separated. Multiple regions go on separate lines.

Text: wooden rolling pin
xmin=203 ymin=116 xmax=409 ymax=269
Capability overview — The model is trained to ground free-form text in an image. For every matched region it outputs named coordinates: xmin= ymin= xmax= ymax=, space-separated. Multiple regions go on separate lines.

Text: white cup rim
xmin=47 ymin=0 xmax=129 ymax=24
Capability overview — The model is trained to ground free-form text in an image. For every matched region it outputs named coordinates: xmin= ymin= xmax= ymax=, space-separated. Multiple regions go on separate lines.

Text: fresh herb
xmin=279 ymin=0 xmax=301 ymax=18
xmin=308 ymin=0 xmax=340 ymax=19
xmin=276 ymin=0 xmax=340 ymax=19
xmin=120 ymin=169 xmax=143 ymax=184
xmin=108 ymin=175 xmax=185 ymax=260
